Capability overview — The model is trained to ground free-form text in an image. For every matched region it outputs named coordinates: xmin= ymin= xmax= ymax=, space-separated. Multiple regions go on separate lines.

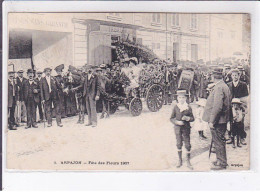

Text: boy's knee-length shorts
xmin=174 ymin=125 xmax=191 ymax=151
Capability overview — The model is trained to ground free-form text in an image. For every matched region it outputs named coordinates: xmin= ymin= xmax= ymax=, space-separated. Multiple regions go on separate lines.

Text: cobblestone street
xmin=6 ymin=100 xmax=250 ymax=171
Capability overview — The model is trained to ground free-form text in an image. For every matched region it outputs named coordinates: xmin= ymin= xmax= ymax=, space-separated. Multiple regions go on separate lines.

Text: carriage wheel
xmin=129 ymin=97 xmax=142 ymax=117
xmin=108 ymin=101 xmax=118 ymax=115
xmin=146 ymin=84 xmax=164 ymax=112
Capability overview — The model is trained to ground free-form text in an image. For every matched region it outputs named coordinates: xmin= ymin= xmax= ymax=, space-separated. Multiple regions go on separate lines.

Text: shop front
xmin=8 ymin=13 xmax=74 ymax=72
xmin=73 ymin=18 xmax=138 ymax=66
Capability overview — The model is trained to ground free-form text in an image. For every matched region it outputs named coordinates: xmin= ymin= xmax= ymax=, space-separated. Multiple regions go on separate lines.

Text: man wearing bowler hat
xmin=16 ymin=69 xmax=27 ymax=124
xmin=203 ymin=67 xmax=232 ymax=170
xmin=8 ymin=71 xmax=19 ymax=130
xmin=40 ymin=67 xmax=63 ymax=127
xmin=35 ymin=71 xmax=43 ymax=122
xmin=23 ymin=69 xmax=39 ymax=129
xmin=83 ymin=65 xmax=100 ymax=127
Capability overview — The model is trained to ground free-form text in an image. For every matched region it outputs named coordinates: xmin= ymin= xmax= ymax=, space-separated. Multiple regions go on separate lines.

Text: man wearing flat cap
xmin=16 ymin=69 xmax=27 ymax=124
xmin=8 ymin=71 xmax=19 ymax=130
xmin=40 ymin=67 xmax=63 ymax=127
xmin=23 ymin=69 xmax=40 ymax=129
xmin=203 ymin=67 xmax=232 ymax=170
xmin=83 ymin=65 xmax=100 ymax=127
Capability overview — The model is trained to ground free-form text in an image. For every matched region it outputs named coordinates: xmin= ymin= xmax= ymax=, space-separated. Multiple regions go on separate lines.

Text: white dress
xmin=193 ymin=106 xmax=209 ymax=132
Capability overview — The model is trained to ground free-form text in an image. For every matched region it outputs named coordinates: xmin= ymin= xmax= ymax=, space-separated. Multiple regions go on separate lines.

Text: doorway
xmin=111 ymin=35 xmax=120 ymax=62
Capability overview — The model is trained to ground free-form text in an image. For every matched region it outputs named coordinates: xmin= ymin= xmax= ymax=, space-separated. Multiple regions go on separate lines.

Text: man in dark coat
xmin=72 ymin=67 xmax=86 ymax=124
xmin=34 ymin=71 xmax=43 ymax=122
xmin=23 ymin=69 xmax=39 ymax=129
xmin=203 ymin=67 xmax=232 ymax=170
xmin=83 ymin=66 xmax=100 ymax=127
xmin=227 ymin=69 xmax=249 ymax=99
xmin=16 ymin=69 xmax=27 ymax=124
xmin=54 ymin=64 xmax=66 ymax=118
xmin=164 ymin=65 xmax=174 ymax=104
xmin=40 ymin=68 xmax=63 ymax=127
xmin=238 ymin=65 xmax=250 ymax=85
xmin=8 ymin=71 xmax=19 ymax=130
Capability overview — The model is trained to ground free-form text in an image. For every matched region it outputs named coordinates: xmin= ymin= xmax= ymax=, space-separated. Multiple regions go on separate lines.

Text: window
xmin=107 ymin=13 xmax=121 ymax=21
xmin=152 ymin=13 xmax=161 ymax=23
xmin=190 ymin=14 xmax=198 ymax=30
xmin=172 ymin=14 xmax=180 ymax=26
xmin=109 ymin=13 xmax=121 ymax=17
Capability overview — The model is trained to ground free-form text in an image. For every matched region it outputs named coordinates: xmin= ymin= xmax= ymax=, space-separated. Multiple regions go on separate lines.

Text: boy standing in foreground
xmin=170 ymin=90 xmax=194 ymax=170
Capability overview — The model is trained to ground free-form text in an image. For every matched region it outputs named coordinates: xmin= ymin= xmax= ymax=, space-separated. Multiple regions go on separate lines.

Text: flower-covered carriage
xmin=101 ymin=63 xmax=166 ymax=117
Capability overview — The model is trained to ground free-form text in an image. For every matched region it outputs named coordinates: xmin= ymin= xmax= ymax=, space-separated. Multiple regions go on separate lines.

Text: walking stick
xmin=209 ymin=138 xmax=213 ymax=158
xmin=41 ymin=102 xmax=46 ymax=128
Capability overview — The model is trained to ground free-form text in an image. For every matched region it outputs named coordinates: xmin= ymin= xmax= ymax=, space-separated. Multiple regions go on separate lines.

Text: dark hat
xmin=27 ymin=69 xmax=34 ymax=74
xmin=68 ymin=65 xmax=77 ymax=72
xmin=92 ymin=65 xmax=99 ymax=69
xmin=106 ymin=64 xmax=112 ymax=69
xmin=84 ymin=65 xmax=92 ymax=70
xmin=54 ymin=64 xmax=64 ymax=72
xmin=44 ymin=68 xmax=52 ymax=72
xmin=186 ymin=67 xmax=194 ymax=71
xmin=167 ymin=64 xmax=174 ymax=68
xmin=17 ymin=70 xmax=24 ymax=73
xmin=96 ymin=67 xmax=102 ymax=71
xmin=212 ymin=67 xmax=223 ymax=75
xmin=8 ymin=71 xmax=15 ymax=75
xmin=176 ymin=90 xmax=188 ymax=96
xmin=36 ymin=71 xmax=43 ymax=74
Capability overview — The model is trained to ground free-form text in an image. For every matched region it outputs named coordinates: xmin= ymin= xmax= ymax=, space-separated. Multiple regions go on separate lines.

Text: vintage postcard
xmin=5 ymin=12 xmax=250 ymax=171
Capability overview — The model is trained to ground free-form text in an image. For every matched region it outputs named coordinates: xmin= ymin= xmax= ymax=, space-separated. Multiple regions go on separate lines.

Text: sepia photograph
xmin=5 ymin=12 xmax=250 ymax=171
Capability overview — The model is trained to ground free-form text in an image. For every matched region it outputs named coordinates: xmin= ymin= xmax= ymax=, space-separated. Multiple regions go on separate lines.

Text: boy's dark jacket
xmin=170 ymin=105 xmax=194 ymax=128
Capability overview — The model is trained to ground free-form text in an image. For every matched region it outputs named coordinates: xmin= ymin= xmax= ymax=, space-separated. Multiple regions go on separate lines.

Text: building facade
xmin=72 ymin=13 xmax=211 ymax=66
xmin=209 ymin=14 xmax=244 ymax=61
xmin=8 ymin=13 xmax=246 ymax=71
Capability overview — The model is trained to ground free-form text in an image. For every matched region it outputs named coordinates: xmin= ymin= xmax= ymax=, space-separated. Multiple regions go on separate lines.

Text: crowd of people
xmin=170 ymin=63 xmax=249 ymax=170
xmin=8 ymin=57 xmax=250 ymax=170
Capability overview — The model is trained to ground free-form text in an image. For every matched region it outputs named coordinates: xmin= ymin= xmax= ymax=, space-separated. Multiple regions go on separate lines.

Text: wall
xmin=32 ymin=32 xmax=73 ymax=71
xmin=209 ymin=14 xmax=243 ymax=61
